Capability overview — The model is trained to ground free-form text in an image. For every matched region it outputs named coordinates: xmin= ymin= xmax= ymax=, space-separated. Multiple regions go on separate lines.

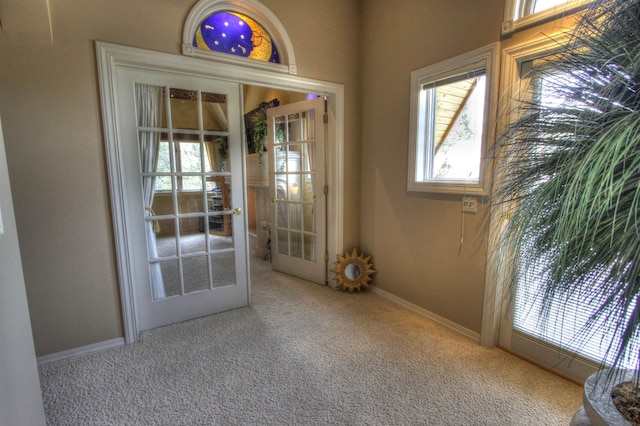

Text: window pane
xmin=533 ymin=0 xmax=575 ymax=13
xmin=421 ymin=74 xmax=486 ymax=181
xmin=433 ymin=76 xmax=485 ymax=180
xmin=408 ymin=43 xmax=497 ymax=194
xmin=177 ymin=140 xmax=208 ymax=191
xmin=155 ymin=141 xmax=172 ymax=191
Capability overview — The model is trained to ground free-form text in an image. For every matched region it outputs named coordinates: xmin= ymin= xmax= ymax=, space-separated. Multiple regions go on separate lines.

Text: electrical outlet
xmin=462 ymin=196 xmax=477 ymax=213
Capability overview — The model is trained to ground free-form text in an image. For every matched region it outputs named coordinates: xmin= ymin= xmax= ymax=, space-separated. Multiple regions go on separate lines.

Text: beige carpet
xmin=38 ymin=250 xmax=582 ymax=425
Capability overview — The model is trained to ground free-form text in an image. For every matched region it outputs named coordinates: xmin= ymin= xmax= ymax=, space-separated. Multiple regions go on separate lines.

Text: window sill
xmin=407 ymin=180 xmax=487 ymax=196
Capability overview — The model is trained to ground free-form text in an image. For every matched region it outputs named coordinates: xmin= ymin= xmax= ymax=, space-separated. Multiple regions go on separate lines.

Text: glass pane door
xmin=268 ymin=98 xmax=326 ymax=284
xmin=138 ymin=86 xmax=238 ymax=300
xmin=116 ymin=66 xmax=248 ymax=332
xmin=498 ymin=56 xmax=639 ymax=382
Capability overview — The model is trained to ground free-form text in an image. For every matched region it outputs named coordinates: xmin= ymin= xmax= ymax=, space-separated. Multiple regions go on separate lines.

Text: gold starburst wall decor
xmin=331 ymin=248 xmax=376 ymax=293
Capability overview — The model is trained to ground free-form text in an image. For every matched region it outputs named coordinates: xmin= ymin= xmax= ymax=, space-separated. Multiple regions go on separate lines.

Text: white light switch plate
xmin=462 ymin=196 xmax=477 ymax=213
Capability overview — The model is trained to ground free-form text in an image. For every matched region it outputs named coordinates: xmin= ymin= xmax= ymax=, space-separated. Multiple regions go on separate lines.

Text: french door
xmin=496 ymin=39 xmax=630 ymax=382
xmin=267 ymin=98 xmax=327 ymax=284
xmin=115 ymin=66 xmax=248 ymax=332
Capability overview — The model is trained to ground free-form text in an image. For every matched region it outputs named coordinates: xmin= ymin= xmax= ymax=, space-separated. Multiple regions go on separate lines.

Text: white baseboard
xmin=37 ymin=337 xmax=125 ymax=365
xmin=369 ymin=286 xmax=480 ymax=343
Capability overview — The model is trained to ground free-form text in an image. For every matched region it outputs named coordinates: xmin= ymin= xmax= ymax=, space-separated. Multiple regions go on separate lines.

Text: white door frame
xmin=96 ymin=41 xmax=345 ymax=344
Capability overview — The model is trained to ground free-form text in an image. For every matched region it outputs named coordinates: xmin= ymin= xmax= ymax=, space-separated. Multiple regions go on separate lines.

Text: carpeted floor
xmin=38 ymin=249 xmax=582 ymax=425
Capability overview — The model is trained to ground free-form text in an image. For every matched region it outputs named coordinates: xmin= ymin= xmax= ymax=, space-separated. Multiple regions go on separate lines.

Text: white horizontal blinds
xmin=511 ymin=61 xmax=640 ymax=369
xmin=419 ymin=60 xmax=486 ymax=89
xmin=513 ymin=254 xmax=639 ymax=368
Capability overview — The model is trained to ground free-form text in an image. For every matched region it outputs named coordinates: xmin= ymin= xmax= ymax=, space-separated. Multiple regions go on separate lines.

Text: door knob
xmin=232 ymin=207 xmax=242 ymax=215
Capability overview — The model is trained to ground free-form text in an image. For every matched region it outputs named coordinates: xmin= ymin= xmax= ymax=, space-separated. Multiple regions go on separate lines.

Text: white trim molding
xmin=502 ymin=0 xmax=593 ymax=35
xmin=182 ymin=0 xmax=297 ymax=75
xmin=407 ymin=42 xmax=499 ymax=196
xmin=96 ymin=41 xmax=344 ymax=345
xmin=37 ymin=338 xmax=125 ymax=365
xmin=480 ymin=31 xmax=571 ymax=348
xmin=370 ymin=286 xmax=480 ymax=343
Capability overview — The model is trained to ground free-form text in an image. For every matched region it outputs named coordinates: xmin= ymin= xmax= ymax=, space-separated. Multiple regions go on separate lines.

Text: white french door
xmin=495 ymin=38 xmax=618 ymax=383
xmin=115 ymin=66 xmax=249 ymax=332
xmin=267 ymin=98 xmax=327 ymax=284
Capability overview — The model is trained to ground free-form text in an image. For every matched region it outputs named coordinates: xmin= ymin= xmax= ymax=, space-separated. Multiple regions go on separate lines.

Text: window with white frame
xmin=407 ymin=43 xmax=498 ymax=195
xmin=502 ymin=0 xmax=593 ymax=34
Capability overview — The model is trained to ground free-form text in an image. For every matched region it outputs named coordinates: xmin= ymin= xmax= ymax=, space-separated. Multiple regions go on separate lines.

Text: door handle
xmin=232 ymin=207 xmax=242 ymax=216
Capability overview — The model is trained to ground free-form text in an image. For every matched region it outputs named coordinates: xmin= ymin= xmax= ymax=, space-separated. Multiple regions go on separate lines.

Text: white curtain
xmin=135 ymin=84 xmax=165 ymax=299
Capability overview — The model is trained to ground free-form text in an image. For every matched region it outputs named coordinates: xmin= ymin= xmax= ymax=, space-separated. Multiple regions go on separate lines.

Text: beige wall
xmin=0 ymin=0 xmax=578 ymax=357
xmin=0 ymin=0 xmax=361 ymax=356
xmin=359 ymin=0 xmax=504 ymax=334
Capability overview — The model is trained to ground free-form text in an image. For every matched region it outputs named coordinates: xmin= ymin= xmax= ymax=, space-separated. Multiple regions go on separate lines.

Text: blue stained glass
xmin=196 ymin=12 xmax=253 ymax=57
xmin=192 ymin=12 xmax=280 ymax=64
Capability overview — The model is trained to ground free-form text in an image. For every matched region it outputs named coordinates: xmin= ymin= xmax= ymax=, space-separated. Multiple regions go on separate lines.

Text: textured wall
xmin=0 ymin=0 xmax=361 ymax=356
xmin=359 ymin=0 xmax=504 ymax=334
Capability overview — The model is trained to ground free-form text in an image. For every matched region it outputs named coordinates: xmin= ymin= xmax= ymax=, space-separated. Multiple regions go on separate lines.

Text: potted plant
xmin=491 ymin=0 xmax=640 ymax=422
xmin=252 ymin=114 xmax=268 ymax=168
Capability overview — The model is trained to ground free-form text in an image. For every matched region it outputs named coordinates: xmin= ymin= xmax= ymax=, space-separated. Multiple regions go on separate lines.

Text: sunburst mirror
xmin=331 ymin=248 xmax=376 ymax=293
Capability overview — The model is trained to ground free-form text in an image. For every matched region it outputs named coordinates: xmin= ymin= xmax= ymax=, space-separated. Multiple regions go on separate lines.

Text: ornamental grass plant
xmin=492 ymin=0 xmax=640 ymax=391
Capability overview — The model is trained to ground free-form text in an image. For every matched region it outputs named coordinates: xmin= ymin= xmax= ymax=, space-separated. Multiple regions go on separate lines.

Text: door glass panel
xmin=182 ymin=255 xmax=210 ymax=293
xmin=287 ymin=174 xmax=299 ymax=202
xmin=134 ymin=82 xmax=240 ymax=303
xmin=276 ymin=197 xmax=288 ymax=227
xmin=290 ymin=232 xmax=302 ymax=259
xmin=201 ymin=92 xmax=228 ymax=132
xmin=288 ymin=113 xmax=301 ymax=141
xmin=304 ymin=235 xmax=316 ymax=262
xmin=178 ymin=191 xmax=205 ymax=215
xmin=211 ymin=251 xmax=236 ymax=287
xmin=277 ymin=229 xmax=289 ymax=255
xmin=170 ymin=88 xmax=198 ymax=130
xmin=289 ymin=202 xmax=302 ymax=231
xmin=153 ymin=222 xmax=178 ymax=257
xmin=156 ymin=140 xmax=172 ymax=173
xmin=151 ymin=190 xmax=175 ymax=216
xmin=155 ymin=140 xmax=173 ymax=191
xmin=206 ymin=176 xmax=231 ymax=236
xmin=206 ymin=135 xmax=228 ymax=172
xmin=209 ymin=234 xmax=234 ymax=251
xmin=274 ymin=119 xmax=287 ymax=145
xmin=177 ymin=139 xmax=205 ymax=192
xmin=271 ymin=106 xmax=318 ymax=268
xmin=157 ymin=259 xmax=181 ymax=298
xmin=179 ymin=228 xmax=206 ymax=254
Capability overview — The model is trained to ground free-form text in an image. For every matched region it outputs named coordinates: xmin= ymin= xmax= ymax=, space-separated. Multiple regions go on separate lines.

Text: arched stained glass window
xmin=193 ymin=12 xmax=280 ymax=64
xmin=183 ymin=0 xmax=296 ymax=74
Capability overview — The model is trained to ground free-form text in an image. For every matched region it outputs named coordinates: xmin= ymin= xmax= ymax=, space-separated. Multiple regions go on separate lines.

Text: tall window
xmin=502 ymin=0 xmax=593 ymax=34
xmin=408 ymin=43 xmax=498 ymax=195
xmin=512 ymin=64 xmax=639 ymax=371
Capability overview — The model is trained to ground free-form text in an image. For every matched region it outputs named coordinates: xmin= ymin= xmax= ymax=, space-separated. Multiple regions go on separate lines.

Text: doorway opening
xmin=97 ymin=41 xmax=344 ymax=343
